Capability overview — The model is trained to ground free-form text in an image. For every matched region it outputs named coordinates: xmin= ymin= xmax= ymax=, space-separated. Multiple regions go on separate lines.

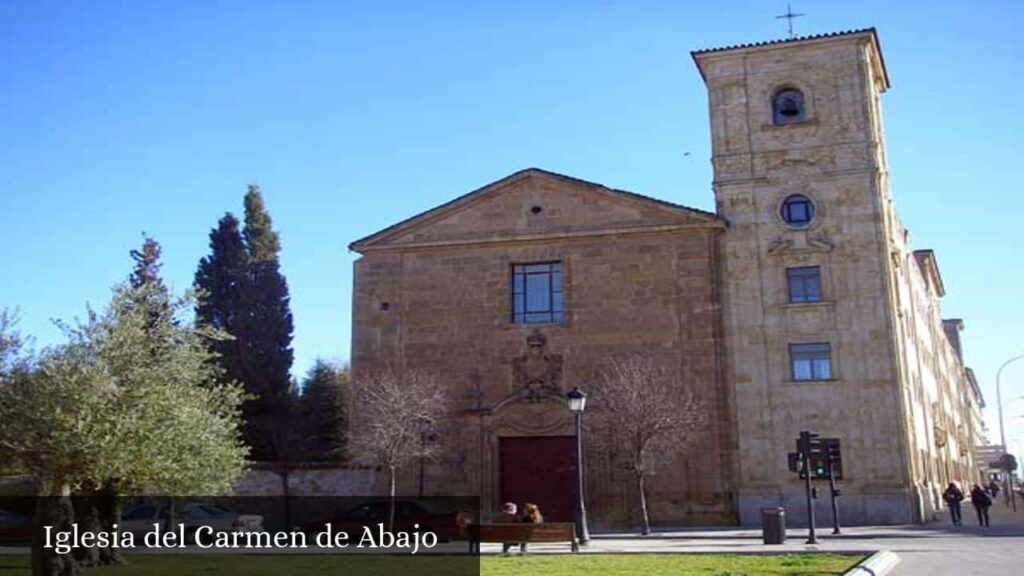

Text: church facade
xmin=349 ymin=29 xmax=984 ymax=527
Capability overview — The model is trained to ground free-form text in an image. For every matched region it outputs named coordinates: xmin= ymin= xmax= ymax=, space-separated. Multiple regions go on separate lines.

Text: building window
xmin=787 ymin=266 xmax=822 ymax=303
xmin=780 ymin=194 xmax=815 ymax=228
xmin=790 ymin=343 xmax=832 ymax=381
xmin=772 ymin=88 xmax=806 ymax=124
xmin=511 ymin=262 xmax=563 ymax=324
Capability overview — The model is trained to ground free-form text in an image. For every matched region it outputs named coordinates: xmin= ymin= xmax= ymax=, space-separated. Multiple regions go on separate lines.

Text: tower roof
xmin=691 ymin=28 xmax=890 ymax=90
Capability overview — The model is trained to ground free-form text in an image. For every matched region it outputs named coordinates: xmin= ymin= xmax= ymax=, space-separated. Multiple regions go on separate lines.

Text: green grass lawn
xmin=482 ymin=554 xmax=861 ymax=576
xmin=0 ymin=553 xmax=862 ymax=576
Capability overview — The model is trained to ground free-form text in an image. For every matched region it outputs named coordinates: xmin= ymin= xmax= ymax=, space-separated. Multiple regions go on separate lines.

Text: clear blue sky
xmin=2 ymin=1 xmax=1022 ymax=449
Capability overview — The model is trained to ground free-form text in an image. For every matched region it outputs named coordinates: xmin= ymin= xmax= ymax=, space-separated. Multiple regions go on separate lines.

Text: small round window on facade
xmin=772 ymin=88 xmax=806 ymax=125
xmin=780 ymin=194 xmax=815 ymax=228
xmin=530 ymin=205 xmax=543 ymax=214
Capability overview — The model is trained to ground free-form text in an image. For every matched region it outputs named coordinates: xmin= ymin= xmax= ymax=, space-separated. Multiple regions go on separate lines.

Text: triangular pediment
xmin=350 ymin=168 xmax=723 ymax=252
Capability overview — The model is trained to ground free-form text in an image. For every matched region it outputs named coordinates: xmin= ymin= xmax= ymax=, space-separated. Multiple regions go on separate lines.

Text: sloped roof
xmin=692 ymin=28 xmax=877 ymax=55
xmin=349 ymin=167 xmax=723 ymax=252
xmin=691 ymin=28 xmax=890 ymax=89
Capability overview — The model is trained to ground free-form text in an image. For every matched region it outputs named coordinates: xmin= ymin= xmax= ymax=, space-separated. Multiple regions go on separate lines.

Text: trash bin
xmin=761 ymin=507 xmax=786 ymax=544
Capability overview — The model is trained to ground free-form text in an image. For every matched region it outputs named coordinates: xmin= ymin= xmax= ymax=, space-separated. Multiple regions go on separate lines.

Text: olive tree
xmin=0 ymin=283 xmax=248 ymax=575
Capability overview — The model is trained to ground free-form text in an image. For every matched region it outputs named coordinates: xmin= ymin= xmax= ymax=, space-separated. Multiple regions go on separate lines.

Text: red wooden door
xmin=499 ymin=436 xmax=576 ymax=522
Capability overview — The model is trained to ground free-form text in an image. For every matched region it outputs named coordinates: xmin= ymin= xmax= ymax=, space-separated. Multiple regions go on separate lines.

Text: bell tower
xmin=693 ymin=30 xmax=921 ymax=525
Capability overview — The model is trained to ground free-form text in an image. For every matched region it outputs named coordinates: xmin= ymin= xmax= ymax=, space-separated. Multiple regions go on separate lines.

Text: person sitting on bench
xmin=518 ymin=503 xmax=544 ymax=553
xmin=499 ymin=502 xmax=519 ymax=553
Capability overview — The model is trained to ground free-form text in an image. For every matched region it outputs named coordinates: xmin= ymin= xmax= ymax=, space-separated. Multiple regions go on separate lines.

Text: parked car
xmin=297 ymin=499 xmax=473 ymax=542
xmin=0 ymin=509 xmax=31 ymax=546
xmin=120 ymin=502 xmax=263 ymax=542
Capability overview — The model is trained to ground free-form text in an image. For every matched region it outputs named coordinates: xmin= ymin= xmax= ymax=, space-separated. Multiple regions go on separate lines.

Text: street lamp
xmin=566 ymin=386 xmax=590 ymax=545
xmin=996 ymin=354 xmax=1024 ymax=511
xmin=416 ymin=417 xmax=436 ymax=498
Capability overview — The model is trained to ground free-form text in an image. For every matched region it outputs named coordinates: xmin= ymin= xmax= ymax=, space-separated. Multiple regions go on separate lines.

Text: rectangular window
xmin=787 ymin=266 xmax=822 ymax=303
xmin=511 ymin=262 xmax=563 ymax=324
xmin=790 ymin=343 xmax=832 ymax=381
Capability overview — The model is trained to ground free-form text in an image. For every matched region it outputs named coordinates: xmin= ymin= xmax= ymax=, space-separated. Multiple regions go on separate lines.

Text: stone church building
xmin=349 ymin=29 xmax=984 ymax=527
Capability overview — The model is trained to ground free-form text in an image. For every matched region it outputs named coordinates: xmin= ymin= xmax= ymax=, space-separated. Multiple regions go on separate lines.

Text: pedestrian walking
xmin=988 ymin=480 xmax=1000 ymax=500
xmin=943 ymin=482 xmax=965 ymax=526
xmin=970 ymin=484 xmax=992 ymax=526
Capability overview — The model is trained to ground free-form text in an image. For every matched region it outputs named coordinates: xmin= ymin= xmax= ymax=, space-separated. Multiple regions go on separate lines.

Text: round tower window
xmin=780 ymin=194 xmax=815 ymax=228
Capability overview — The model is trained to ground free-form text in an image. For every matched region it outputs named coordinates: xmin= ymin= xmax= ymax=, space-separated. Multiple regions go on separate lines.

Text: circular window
xmin=780 ymin=194 xmax=815 ymax=228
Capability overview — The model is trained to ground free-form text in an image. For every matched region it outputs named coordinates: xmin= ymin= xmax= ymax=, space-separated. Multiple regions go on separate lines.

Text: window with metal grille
xmin=511 ymin=262 xmax=563 ymax=324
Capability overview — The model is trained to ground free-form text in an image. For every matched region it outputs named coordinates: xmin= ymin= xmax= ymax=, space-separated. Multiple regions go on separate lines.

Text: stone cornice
xmin=352 ymin=222 xmax=725 ymax=253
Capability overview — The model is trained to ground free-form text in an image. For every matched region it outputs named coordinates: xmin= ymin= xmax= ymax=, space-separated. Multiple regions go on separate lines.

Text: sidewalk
xmin=480 ymin=503 xmax=1024 ymax=575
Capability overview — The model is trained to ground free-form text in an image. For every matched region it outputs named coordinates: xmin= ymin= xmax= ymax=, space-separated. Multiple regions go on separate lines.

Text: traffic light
xmin=793 ymin=434 xmax=842 ymax=480
xmin=812 ymin=460 xmax=828 ymax=479
xmin=824 ymin=439 xmax=843 ymax=480
xmin=798 ymin=431 xmax=822 ymax=455
xmin=797 ymin=431 xmax=825 ymax=479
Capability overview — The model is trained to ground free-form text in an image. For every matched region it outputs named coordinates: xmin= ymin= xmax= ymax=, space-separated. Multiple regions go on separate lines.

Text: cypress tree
xmin=194 ymin=185 xmax=295 ymax=461
xmin=194 ymin=214 xmax=249 ymax=390
xmin=243 ymin=185 xmax=282 ymax=261
xmin=241 ymin=185 xmax=295 ymax=461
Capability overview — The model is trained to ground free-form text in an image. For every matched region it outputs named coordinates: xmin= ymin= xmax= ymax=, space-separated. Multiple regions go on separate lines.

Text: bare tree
xmin=347 ymin=369 xmax=448 ymax=530
xmin=590 ymin=354 xmax=706 ymax=535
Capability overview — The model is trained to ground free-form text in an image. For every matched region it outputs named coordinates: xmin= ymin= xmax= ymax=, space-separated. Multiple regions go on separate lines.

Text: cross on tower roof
xmin=775 ymin=3 xmax=805 ymax=39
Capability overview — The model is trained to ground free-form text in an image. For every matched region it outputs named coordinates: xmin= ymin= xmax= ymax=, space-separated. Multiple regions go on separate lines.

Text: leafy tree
xmin=0 ymin=308 xmax=26 ymax=377
xmin=300 ymin=360 xmax=349 ymax=461
xmin=590 ymin=354 xmax=707 ymax=535
xmin=0 ymin=239 xmax=248 ymax=576
xmin=0 ymin=309 xmax=28 ymax=477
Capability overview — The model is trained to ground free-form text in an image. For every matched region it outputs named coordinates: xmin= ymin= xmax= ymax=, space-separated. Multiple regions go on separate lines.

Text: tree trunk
xmin=387 ymin=466 xmax=396 ymax=533
xmin=637 ymin=473 xmax=651 ymax=536
xmin=71 ymin=482 xmax=100 ymax=567
xmin=32 ymin=481 xmax=80 ymax=576
xmin=96 ymin=482 xmax=125 ymax=565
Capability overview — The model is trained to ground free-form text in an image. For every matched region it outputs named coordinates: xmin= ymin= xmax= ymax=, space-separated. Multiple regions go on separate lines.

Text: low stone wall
xmin=232 ymin=464 xmax=375 ymax=497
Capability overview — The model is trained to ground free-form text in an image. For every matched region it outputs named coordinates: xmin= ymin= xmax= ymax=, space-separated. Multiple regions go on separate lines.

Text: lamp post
xmin=996 ymin=354 xmax=1024 ymax=511
xmin=416 ymin=417 xmax=436 ymax=498
xmin=566 ymin=386 xmax=590 ymax=545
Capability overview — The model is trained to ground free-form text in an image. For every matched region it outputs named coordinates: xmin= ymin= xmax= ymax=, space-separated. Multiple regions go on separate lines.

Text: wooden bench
xmin=469 ymin=522 xmax=579 ymax=553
